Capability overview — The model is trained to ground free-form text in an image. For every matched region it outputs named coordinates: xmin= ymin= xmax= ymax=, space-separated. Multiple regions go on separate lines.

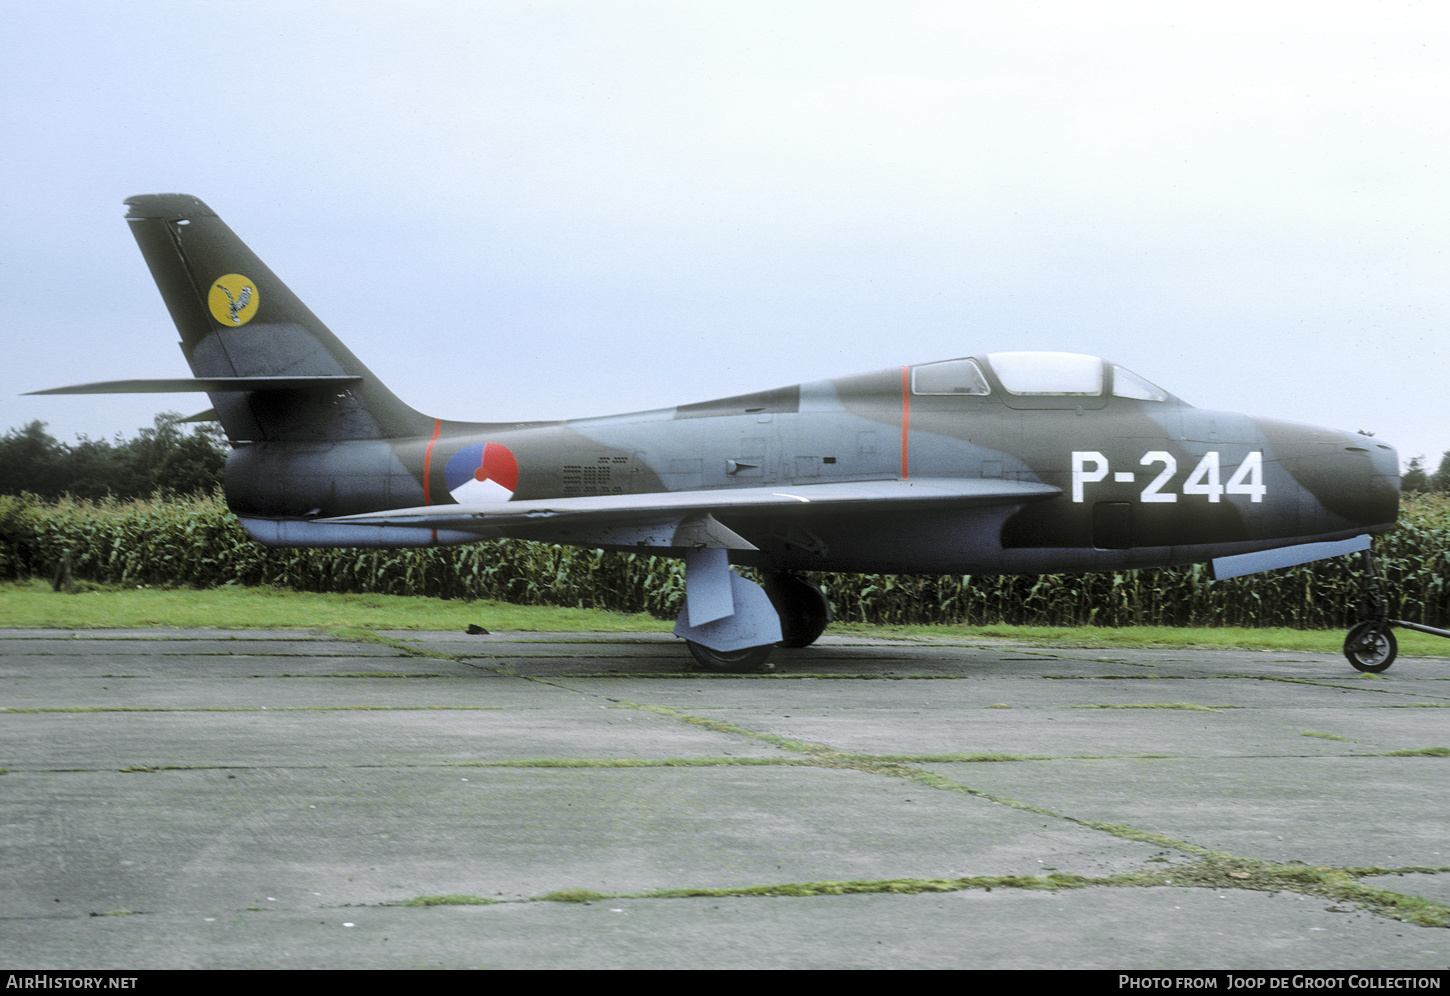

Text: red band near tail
xmin=900 ymin=366 xmax=911 ymax=479
xmin=423 ymin=418 xmax=442 ymax=505
xmin=423 ymin=418 xmax=442 ymax=543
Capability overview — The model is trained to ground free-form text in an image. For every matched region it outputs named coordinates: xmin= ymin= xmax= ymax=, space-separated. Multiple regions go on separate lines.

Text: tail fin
xmin=124 ymin=194 xmax=432 ymax=443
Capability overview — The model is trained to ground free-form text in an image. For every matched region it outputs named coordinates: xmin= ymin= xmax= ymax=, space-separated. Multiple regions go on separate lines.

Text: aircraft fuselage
xmin=225 ymin=358 xmax=1399 ymax=576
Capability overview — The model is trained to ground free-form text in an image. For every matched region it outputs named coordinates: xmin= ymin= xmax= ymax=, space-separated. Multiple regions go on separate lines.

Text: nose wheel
xmin=1343 ymin=620 xmax=1397 ymax=673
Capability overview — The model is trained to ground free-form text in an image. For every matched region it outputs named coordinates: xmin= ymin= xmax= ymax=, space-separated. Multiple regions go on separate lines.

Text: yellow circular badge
xmin=208 ymin=274 xmax=259 ymax=326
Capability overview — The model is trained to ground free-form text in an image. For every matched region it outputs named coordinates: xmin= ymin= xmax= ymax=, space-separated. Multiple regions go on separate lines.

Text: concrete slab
xmin=0 ymin=675 xmax=524 ymax=710
xmin=613 ymin=698 xmax=1447 ymax=758
xmin=0 ymin=699 xmax=787 ymax=768
xmin=0 ymin=889 xmax=1444 ymax=970
xmin=572 ymin=673 xmax=1445 ymax=710
xmin=0 ymin=765 xmax=1156 ymax=917
xmin=927 ymin=756 xmax=1450 ymax=868
xmin=3 ymin=628 xmax=1448 ymax=970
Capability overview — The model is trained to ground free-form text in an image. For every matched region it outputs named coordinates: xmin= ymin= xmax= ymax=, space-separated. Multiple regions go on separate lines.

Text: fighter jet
xmin=34 ymin=194 xmax=1405 ymax=672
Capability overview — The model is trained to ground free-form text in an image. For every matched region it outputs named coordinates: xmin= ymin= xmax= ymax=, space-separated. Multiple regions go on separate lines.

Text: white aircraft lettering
xmin=1072 ymin=450 xmax=1265 ymax=504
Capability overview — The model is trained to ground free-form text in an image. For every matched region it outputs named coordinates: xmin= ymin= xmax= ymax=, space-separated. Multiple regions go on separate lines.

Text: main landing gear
xmin=678 ymin=562 xmax=832 ymax=673
xmin=686 ymin=641 xmax=776 ymax=673
xmin=1343 ymin=547 xmax=1450 ymax=672
xmin=762 ymin=573 xmax=832 ymax=649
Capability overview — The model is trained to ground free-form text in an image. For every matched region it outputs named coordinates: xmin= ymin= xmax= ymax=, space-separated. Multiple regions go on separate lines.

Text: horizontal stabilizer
xmin=1210 ymin=534 xmax=1370 ymax=580
xmin=28 ymin=376 xmax=363 ymax=395
xmin=315 ymin=477 xmax=1063 ymax=536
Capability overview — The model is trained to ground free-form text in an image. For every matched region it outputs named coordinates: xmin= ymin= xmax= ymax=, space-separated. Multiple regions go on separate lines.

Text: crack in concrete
xmin=592 ymin=697 xmax=1450 ymax=929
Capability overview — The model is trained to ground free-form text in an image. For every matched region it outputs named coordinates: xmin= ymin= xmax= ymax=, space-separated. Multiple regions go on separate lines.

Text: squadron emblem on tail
xmin=208 ymin=273 xmax=258 ymax=326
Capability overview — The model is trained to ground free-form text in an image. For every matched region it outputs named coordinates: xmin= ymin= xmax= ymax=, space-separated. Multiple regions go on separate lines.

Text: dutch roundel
xmin=444 ymin=442 xmax=519 ymax=503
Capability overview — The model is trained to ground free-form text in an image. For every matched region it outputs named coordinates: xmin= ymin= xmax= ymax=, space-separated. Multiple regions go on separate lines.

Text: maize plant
xmin=2 ymin=491 xmax=1446 ymax=629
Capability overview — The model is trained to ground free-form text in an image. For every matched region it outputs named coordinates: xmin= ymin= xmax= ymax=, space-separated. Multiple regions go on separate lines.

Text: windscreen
xmin=1111 ymin=365 xmax=1168 ymax=402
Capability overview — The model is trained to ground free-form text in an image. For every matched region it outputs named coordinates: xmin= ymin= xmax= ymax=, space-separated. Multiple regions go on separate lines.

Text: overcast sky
xmin=4 ymin=1 xmax=1447 ymax=470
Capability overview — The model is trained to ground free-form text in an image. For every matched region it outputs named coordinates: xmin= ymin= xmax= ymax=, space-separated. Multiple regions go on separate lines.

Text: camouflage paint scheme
xmin=35 ymin=195 xmax=1400 ymax=670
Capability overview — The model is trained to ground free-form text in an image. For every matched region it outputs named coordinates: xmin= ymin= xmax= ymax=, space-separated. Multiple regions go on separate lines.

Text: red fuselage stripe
xmin=423 ymin=418 xmax=442 ymax=544
xmin=900 ymin=366 xmax=910 ymax=479
xmin=423 ymin=418 xmax=442 ymax=505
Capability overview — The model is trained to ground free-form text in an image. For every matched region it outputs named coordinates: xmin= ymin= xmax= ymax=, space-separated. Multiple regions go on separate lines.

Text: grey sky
xmin=4 ymin=1 xmax=1447 ymax=471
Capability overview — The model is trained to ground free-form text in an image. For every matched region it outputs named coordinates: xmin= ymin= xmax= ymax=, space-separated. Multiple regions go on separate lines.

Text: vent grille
xmin=562 ymin=456 xmax=627 ymax=496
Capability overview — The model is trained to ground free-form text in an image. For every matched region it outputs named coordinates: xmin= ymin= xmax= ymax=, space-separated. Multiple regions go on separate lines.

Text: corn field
xmin=2 ymin=490 xmax=1447 ymax=629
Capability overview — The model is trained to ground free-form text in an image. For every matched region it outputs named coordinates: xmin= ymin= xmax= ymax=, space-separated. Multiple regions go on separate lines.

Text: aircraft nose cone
xmin=1257 ymin=419 xmax=1399 ymax=529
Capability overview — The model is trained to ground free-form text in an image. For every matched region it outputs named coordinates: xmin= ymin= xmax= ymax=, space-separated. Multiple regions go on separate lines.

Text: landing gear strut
xmin=1345 ymin=548 xmax=1397 ymax=673
xmin=674 ymin=549 xmax=783 ymax=673
xmin=684 ymin=574 xmax=832 ymax=671
xmin=675 ymin=565 xmax=833 ymax=672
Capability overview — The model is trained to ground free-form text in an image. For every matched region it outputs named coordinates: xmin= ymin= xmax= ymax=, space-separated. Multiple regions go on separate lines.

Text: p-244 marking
xmin=1072 ymin=450 xmax=1266 ymax=504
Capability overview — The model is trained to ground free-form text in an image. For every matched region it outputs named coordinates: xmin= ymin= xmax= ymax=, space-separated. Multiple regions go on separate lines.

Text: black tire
xmin=763 ymin=573 xmax=831 ymax=648
xmin=686 ymin=640 xmax=775 ymax=673
xmin=1343 ymin=621 xmax=1397 ymax=673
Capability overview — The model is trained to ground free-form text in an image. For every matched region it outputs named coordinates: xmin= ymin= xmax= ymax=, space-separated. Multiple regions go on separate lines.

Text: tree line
xmin=0 ymin=415 xmax=227 ymax=501
xmin=1402 ymin=453 xmax=1450 ymax=494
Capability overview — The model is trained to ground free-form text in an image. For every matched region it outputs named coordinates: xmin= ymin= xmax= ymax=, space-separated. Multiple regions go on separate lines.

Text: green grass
xmin=538 ymin=889 xmax=611 ymax=904
xmin=3 ymin=579 xmax=1450 ymax=656
xmin=834 ymin=619 xmax=1450 ymax=656
xmin=0 ymin=579 xmax=672 ymax=634
xmin=510 ymin=861 xmax=1450 ymax=927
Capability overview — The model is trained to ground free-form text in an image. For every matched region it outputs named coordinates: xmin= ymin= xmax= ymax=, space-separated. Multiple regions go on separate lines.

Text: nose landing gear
xmin=1344 ymin=547 xmax=1450 ymax=672
xmin=1345 ymin=548 xmax=1397 ymax=672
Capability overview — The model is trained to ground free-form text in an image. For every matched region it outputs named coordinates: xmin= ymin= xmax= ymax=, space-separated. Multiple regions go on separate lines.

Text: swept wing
xmin=317 ymin=477 xmax=1061 ymax=547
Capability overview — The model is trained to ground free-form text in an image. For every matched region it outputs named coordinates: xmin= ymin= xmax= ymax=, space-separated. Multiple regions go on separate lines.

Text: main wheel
xmin=1343 ymin=621 xmax=1397 ymax=673
xmin=686 ymin=640 xmax=775 ymax=673
xmin=763 ymin=573 xmax=831 ymax=648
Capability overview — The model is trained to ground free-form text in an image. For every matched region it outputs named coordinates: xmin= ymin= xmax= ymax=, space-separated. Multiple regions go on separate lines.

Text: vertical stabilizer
xmin=124 ymin=194 xmax=431 ymax=442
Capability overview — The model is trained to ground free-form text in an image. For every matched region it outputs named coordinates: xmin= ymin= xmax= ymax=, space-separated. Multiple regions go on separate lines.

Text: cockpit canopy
xmin=911 ymin=352 xmax=1169 ymax=403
